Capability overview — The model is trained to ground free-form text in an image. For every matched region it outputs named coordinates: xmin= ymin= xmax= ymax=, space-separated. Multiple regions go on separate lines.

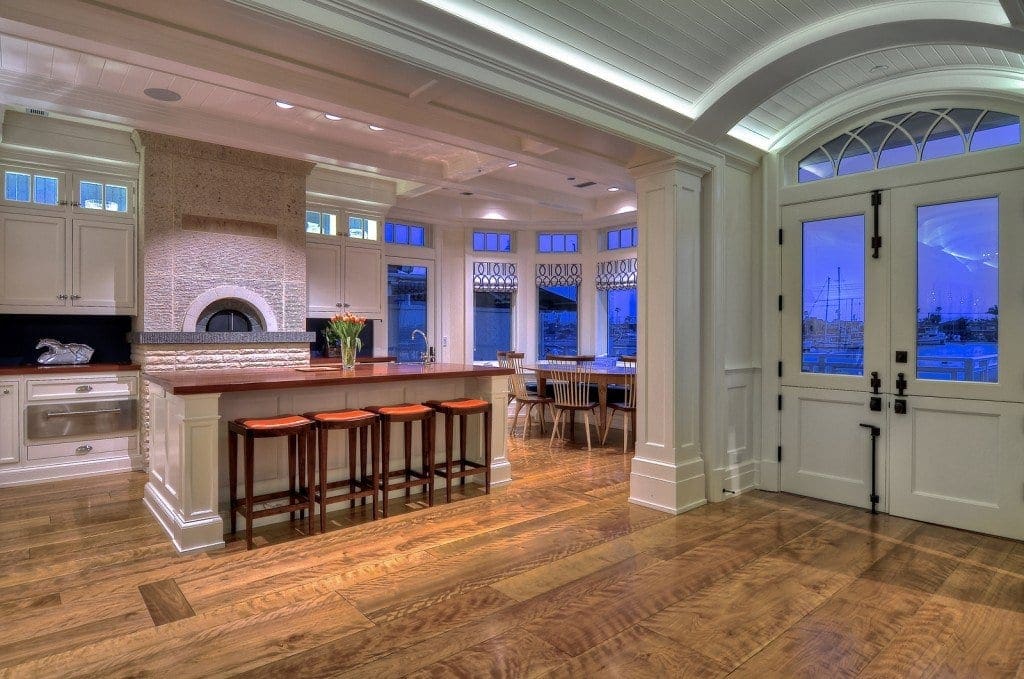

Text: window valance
xmin=473 ymin=261 xmax=518 ymax=292
xmin=595 ymin=258 xmax=637 ymax=291
xmin=536 ymin=263 xmax=582 ymax=287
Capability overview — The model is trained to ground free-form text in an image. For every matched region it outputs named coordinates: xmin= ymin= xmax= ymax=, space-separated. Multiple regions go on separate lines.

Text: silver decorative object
xmin=35 ymin=338 xmax=94 ymax=365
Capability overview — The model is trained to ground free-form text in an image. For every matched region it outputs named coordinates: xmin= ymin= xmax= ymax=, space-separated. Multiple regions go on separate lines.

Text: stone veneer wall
xmin=132 ymin=344 xmax=311 ymax=371
xmin=131 ymin=130 xmax=315 ymax=334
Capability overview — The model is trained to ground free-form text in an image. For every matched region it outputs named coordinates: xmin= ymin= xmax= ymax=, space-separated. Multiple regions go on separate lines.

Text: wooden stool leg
xmin=484 ymin=408 xmax=492 ymax=494
xmin=381 ymin=419 xmax=391 ymax=518
xmin=426 ymin=415 xmax=435 ymax=507
xmin=288 ymin=434 xmax=297 ymax=521
xmin=305 ymin=429 xmax=315 ymax=535
xmin=443 ymin=412 xmax=454 ymax=503
xmin=348 ymin=428 xmax=358 ymax=509
xmin=459 ymin=414 xmax=468 ymax=488
xmin=244 ymin=434 xmax=255 ymax=550
xmin=228 ymin=430 xmax=237 ymax=535
xmin=404 ymin=422 xmax=413 ymax=499
xmin=359 ymin=425 xmax=368 ymax=507
xmin=318 ymin=425 xmax=328 ymax=534
xmin=371 ymin=419 xmax=380 ymax=520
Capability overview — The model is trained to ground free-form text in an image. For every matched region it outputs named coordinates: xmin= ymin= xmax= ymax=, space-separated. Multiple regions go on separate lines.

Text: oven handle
xmin=45 ymin=408 xmax=123 ymax=417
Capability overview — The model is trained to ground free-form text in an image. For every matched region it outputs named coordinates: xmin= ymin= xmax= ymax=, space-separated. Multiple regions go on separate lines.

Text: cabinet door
xmin=343 ymin=244 xmax=383 ymax=316
xmin=72 ymin=219 xmax=135 ymax=309
xmin=0 ymin=383 xmax=19 ymax=465
xmin=0 ymin=212 xmax=67 ymax=307
xmin=306 ymin=241 xmax=343 ymax=316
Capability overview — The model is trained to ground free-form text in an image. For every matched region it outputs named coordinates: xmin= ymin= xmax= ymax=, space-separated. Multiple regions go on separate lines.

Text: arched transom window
xmin=798 ymin=109 xmax=1020 ymax=183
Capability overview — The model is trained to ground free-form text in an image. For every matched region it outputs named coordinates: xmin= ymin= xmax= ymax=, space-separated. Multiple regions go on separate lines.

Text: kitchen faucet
xmin=411 ymin=329 xmax=434 ymax=365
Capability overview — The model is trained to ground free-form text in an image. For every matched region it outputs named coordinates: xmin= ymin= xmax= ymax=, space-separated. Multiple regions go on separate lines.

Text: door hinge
xmin=777 ymin=394 xmax=783 ymax=411
xmin=778 ymin=228 xmax=784 ymax=245
xmin=778 ymin=295 xmax=784 ymax=311
xmin=777 ymin=360 xmax=783 ymax=378
xmin=777 ymin=445 xmax=782 ymax=462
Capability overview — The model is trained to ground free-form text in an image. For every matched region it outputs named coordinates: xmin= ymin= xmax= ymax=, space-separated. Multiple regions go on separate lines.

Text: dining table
xmin=528 ymin=360 xmax=636 ymax=432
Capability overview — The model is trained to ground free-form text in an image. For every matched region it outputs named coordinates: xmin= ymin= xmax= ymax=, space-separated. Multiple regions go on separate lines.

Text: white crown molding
xmin=771 ymin=68 xmax=1024 ymax=153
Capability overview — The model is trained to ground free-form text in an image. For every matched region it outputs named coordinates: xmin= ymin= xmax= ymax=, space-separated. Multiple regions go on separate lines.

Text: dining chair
xmin=547 ymin=357 xmax=599 ymax=450
xmin=602 ymin=356 xmax=637 ymax=452
xmin=497 ymin=351 xmax=554 ymax=438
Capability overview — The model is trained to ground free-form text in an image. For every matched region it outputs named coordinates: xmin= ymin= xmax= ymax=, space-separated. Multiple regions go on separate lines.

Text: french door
xmin=780 ymin=170 xmax=1024 ymax=540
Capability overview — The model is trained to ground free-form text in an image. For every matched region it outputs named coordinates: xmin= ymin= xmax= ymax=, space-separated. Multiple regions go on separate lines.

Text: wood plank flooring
xmin=0 ymin=427 xmax=1021 ymax=678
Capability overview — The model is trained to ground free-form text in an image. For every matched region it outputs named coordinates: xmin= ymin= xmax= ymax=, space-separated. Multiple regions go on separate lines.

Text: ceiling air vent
xmin=574 ymin=181 xmax=597 ymax=188
xmin=25 ymin=108 xmax=48 ymax=116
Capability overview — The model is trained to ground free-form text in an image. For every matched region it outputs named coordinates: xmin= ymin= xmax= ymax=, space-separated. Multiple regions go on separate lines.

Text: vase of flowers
xmin=324 ymin=313 xmax=366 ymax=370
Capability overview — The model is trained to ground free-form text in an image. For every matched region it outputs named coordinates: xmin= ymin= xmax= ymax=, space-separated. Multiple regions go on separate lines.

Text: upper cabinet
xmin=0 ymin=163 xmax=136 ymax=315
xmin=305 ymin=234 xmax=383 ymax=318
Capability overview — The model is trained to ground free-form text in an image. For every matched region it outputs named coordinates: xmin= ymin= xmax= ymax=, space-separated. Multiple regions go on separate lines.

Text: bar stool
xmin=424 ymin=398 xmax=492 ymax=503
xmin=363 ymin=404 xmax=436 ymax=518
xmin=304 ymin=408 xmax=380 ymax=533
xmin=227 ymin=415 xmax=315 ymax=550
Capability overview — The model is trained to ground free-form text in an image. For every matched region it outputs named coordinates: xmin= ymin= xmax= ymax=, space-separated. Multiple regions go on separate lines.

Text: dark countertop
xmin=0 ymin=363 xmax=139 ymax=377
xmin=143 ymin=363 xmax=512 ymax=395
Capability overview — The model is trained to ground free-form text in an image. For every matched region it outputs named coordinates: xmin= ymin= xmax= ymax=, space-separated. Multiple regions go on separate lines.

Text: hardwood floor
xmin=0 ymin=428 xmax=1021 ymax=678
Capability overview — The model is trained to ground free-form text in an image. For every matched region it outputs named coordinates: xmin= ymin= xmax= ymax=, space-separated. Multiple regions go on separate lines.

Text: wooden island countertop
xmin=143 ymin=362 xmax=512 ymax=395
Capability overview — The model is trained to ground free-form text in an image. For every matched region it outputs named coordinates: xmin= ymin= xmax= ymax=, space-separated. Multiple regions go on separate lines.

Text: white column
xmin=143 ymin=388 xmax=225 ymax=553
xmin=476 ymin=374 xmax=512 ymax=485
xmin=629 ymin=158 xmax=710 ymax=514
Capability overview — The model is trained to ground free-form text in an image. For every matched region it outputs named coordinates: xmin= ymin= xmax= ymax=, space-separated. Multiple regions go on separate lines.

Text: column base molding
xmin=144 ymin=481 xmax=225 ymax=554
xmin=628 ymin=454 xmax=707 ymax=514
xmin=490 ymin=458 xmax=512 ymax=486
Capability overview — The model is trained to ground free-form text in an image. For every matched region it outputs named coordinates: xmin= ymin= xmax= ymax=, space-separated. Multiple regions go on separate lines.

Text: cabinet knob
xmin=75 ymin=385 xmax=93 ymax=393
xmin=2 ymin=389 xmax=9 ymax=395
xmin=57 ymin=293 xmax=67 ymax=300
xmin=75 ymin=445 xmax=93 ymax=455
xmin=70 ymin=294 xmax=81 ymax=300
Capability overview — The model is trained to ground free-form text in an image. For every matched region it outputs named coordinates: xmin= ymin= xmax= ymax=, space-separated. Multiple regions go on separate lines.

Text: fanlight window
xmin=798 ymin=109 xmax=1020 ymax=183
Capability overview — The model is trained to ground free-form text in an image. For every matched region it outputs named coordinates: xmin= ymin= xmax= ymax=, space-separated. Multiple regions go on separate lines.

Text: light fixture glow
xmin=607 ymin=186 xmax=620 ymax=192
xmin=275 ymin=101 xmax=294 ymax=109
xmin=368 ymin=124 xmax=385 ymax=131
xmin=615 ymin=204 xmax=636 ymax=214
xmin=482 ymin=211 xmax=506 ymax=220
xmin=324 ymin=113 xmax=342 ymax=121
xmin=507 ymin=162 xmax=518 ymax=168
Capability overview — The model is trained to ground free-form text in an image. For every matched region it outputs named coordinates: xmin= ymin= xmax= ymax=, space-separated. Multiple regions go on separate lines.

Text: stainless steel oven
xmin=26 ymin=398 xmax=137 ymax=440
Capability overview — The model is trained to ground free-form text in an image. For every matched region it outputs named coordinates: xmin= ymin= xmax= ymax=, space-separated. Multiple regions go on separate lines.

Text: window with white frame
xmin=79 ymin=179 xmax=129 ymax=212
xmin=537 ymin=232 xmax=579 ymax=253
xmin=306 ymin=209 xmax=338 ymax=235
xmin=347 ymin=215 xmax=378 ymax=240
xmin=473 ymin=230 xmax=512 ymax=252
xmin=605 ymin=226 xmax=638 ymax=251
xmin=384 ymin=221 xmax=428 ymax=247
xmin=4 ymin=169 xmax=60 ymax=206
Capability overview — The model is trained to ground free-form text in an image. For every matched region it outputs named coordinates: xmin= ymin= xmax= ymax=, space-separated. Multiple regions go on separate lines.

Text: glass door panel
xmin=801 ymin=215 xmax=866 ymax=376
xmin=891 ymin=170 xmax=1023 ymax=402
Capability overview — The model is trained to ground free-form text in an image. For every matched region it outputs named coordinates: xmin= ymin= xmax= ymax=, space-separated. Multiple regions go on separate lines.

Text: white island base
xmin=143 ymin=365 xmax=511 ymax=553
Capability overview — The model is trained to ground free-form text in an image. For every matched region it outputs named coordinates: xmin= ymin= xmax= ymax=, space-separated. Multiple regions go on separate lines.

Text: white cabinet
xmin=0 ymin=383 xmax=19 ymax=465
xmin=72 ymin=220 xmax=135 ymax=309
xmin=0 ymin=210 xmax=135 ymax=313
xmin=0 ymin=212 xmax=66 ymax=308
xmin=344 ymin=244 xmax=383 ymax=316
xmin=306 ymin=236 xmax=383 ymax=318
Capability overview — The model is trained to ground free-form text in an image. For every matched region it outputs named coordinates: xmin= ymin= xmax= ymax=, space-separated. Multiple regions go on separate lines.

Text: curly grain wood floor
xmin=0 ymin=427 xmax=1021 ymax=678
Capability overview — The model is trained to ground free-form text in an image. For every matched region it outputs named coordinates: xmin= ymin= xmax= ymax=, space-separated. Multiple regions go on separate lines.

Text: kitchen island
xmin=143 ymin=363 xmax=512 ymax=553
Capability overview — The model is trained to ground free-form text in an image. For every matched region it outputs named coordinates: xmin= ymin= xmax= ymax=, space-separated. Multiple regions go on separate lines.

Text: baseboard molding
xmin=0 ymin=454 xmax=135 ymax=487
xmin=145 ymin=481 xmax=225 ymax=554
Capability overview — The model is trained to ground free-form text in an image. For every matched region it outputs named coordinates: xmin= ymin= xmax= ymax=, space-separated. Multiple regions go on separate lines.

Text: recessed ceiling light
xmin=461 ymin=191 xmax=474 ymax=196
xmin=275 ymin=101 xmax=294 ymax=109
xmin=869 ymin=65 xmax=889 ymax=73
xmin=566 ymin=176 xmax=576 ymax=181
xmin=143 ymin=88 xmax=181 ymax=102
xmin=324 ymin=113 xmax=342 ymax=121
xmin=507 ymin=162 xmax=518 ymax=168
xmin=368 ymin=124 xmax=385 ymax=131
xmin=607 ymin=186 xmax=620 ymax=192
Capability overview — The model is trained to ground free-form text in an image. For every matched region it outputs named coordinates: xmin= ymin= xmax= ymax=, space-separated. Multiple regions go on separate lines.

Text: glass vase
xmin=341 ymin=338 xmax=358 ymax=370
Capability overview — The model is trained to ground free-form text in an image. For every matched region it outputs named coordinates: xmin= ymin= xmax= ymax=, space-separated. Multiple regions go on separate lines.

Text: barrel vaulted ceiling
xmin=234 ymin=0 xmax=1024 ymax=151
